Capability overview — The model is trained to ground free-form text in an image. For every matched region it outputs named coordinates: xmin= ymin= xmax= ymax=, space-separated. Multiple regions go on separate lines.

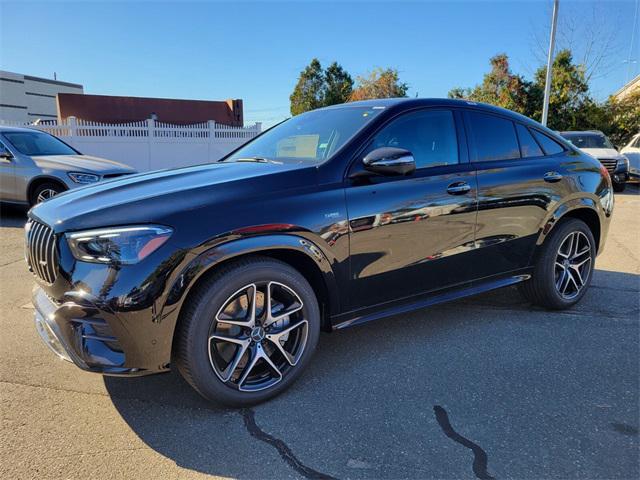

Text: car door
xmin=465 ymin=110 xmax=571 ymax=279
xmin=0 ymin=139 xmax=16 ymax=201
xmin=345 ymin=108 xmax=478 ymax=310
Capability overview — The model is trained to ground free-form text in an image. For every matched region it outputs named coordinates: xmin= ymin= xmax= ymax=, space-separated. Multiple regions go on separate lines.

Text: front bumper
xmin=611 ymin=171 xmax=629 ymax=184
xmin=32 ymin=287 xmax=153 ymax=376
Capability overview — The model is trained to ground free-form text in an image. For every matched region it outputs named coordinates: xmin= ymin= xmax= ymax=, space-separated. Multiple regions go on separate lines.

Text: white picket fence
xmin=1 ymin=117 xmax=262 ymax=172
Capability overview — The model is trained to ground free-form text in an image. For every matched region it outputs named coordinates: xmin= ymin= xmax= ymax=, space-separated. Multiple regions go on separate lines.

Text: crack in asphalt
xmin=240 ymin=408 xmax=337 ymax=480
xmin=433 ymin=405 xmax=495 ymax=480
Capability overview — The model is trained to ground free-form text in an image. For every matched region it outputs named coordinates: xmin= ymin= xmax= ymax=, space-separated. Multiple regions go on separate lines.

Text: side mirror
xmin=0 ymin=150 xmax=12 ymax=161
xmin=362 ymin=147 xmax=416 ymax=176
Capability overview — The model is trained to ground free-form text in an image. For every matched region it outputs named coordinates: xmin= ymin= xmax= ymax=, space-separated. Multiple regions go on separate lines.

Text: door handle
xmin=543 ymin=171 xmax=563 ymax=182
xmin=447 ymin=182 xmax=471 ymax=195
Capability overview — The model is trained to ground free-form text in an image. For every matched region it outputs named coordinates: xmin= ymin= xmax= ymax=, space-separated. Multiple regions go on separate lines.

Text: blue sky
xmin=1 ymin=0 xmax=638 ymax=126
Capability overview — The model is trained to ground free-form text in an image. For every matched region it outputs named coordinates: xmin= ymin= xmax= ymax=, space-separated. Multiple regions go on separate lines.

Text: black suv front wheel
xmin=175 ymin=257 xmax=320 ymax=406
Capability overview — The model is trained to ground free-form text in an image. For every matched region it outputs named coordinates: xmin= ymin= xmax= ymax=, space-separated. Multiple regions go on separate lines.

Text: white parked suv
xmin=621 ymin=133 xmax=640 ymax=184
xmin=560 ymin=130 xmax=630 ymax=192
xmin=0 ymin=126 xmax=135 ymax=206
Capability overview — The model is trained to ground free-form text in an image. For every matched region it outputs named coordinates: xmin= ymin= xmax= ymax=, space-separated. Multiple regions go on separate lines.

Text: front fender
xmin=163 ymin=233 xmax=340 ymax=320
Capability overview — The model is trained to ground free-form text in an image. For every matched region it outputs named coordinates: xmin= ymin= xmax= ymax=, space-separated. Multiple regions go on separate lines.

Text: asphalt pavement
xmin=1 ymin=186 xmax=638 ymax=480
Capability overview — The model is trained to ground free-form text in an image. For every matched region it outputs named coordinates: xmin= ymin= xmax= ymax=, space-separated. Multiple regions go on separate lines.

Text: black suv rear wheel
xmin=520 ymin=218 xmax=596 ymax=309
xmin=174 ymin=256 xmax=320 ymax=406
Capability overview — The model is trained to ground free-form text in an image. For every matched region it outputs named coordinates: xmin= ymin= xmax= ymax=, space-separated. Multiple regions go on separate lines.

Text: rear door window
xmin=531 ymin=129 xmax=565 ymax=155
xmin=516 ymin=124 xmax=544 ymax=158
xmin=466 ymin=111 xmax=520 ymax=162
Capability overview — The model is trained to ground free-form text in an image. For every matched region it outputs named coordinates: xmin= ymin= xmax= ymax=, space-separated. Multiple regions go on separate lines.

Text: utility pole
xmin=542 ymin=0 xmax=559 ymax=127
xmin=624 ymin=0 xmax=639 ymax=83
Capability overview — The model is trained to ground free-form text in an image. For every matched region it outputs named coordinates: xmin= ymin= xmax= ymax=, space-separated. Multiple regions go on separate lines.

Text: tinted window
xmin=367 ymin=110 xmax=458 ymax=169
xmin=3 ymin=131 xmax=77 ymax=156
xmin=561 ymin=132 xmax=612 ymax=149
xmin=633 ymin=136 xmax=640 ymax=148
xmin=516 ymin=124 xmax=543 ymax=158
xmin=467 ymin=111 xmax=520 ymax=162
xmin=533 ymin=130 xmax=565 ymax=155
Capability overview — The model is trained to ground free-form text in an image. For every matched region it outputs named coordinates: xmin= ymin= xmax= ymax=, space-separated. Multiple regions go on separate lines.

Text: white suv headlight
xmin=620 ymin=156 xmax=630 ymax=169
xmin=66 ymin=226 xmax=173 ymax=264
xmin=68 ymin=172 xmax=100 ymax=184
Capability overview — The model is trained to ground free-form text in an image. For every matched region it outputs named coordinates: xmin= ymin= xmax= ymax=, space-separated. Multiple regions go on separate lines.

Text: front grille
xmin=599 ymin=159 xmax=618 ymax=173
xmin=25 ymin=220 xmax=58 ymax=284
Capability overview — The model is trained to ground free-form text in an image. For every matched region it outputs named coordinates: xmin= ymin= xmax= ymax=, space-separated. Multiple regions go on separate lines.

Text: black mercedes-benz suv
xmin=27 ymin=99 xmax=613 ymax=406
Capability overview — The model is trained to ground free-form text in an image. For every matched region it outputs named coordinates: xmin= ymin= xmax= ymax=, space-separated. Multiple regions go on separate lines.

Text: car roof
xmin=559 ymin=130 xmax=606 ymax=135
xmin=0 ymin=125 xmax=42 ymax=133
xmin=322 ymin=97 xmax=544 ymax=126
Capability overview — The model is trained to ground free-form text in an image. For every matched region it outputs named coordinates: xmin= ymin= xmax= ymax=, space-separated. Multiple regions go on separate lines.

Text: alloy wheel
xmin=208 ymin=281 xmax=309 ymax=392
xmin=554 ymin=231 xmax=592 ymax=300
xmin=36 ymin=188 xmax=59 ymax=203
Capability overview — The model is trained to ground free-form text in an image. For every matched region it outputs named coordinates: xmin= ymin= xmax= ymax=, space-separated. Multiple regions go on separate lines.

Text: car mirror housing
xmin=362 ymin=147 xmax=416 ymax=176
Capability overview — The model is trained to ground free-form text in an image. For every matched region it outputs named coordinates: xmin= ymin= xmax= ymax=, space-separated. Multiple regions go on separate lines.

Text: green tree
xmin=531 ymin=49 xmax=593 ymax=130
xmin=290 ymin=58 xmax=325 ymax=116
xmin=605 ymin=90 xmax=640 ymax=146
xmin=448 ymin=54 xmax=538 ymax=117
xmin=350 ymin=68 xmax=408 ymax=101
xmin=324 ymin=62 xmax=354 ymax=106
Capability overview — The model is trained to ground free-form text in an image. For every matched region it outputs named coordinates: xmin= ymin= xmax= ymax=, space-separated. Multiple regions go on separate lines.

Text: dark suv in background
xmin=27 ymin=99 xmax=613 ymax=406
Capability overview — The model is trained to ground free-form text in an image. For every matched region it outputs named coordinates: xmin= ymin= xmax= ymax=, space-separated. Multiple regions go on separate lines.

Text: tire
xmin=613 ymin=182 xmax=626 ymax=193
xmin=174 ymin=256 xmax=321 ymax=406
xmin=519 ymin=218 xmax=596 ymax=310
xmin=30 ymin=182 xmax=65 ymax=205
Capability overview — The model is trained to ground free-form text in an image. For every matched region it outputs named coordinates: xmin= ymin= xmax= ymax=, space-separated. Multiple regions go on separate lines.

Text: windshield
xmin=225 ymin=106 xmax=384 ymax=164
xmin=3 ymin=131 xmax=77 ymax=156
xmin=561 ymin=133 xmax=613 ymax=149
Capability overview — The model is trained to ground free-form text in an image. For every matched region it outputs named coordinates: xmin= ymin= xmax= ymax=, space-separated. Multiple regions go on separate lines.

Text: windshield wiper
xmin=234 ymin=156 xmax=271 ymax=163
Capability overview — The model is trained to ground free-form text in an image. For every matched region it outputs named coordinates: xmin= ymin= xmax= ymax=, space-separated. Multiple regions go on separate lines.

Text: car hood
xmin=579 ymin=148 xmax=623 ymax=160
xmin=30 ymin=160 xmax=316 ymax=232
xmin=31 ymin=154 xmax=136 ymax=174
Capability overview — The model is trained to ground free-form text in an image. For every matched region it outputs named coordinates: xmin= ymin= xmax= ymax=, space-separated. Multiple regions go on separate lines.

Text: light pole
xmin=542 ymin=0 xmax=559 ymax=127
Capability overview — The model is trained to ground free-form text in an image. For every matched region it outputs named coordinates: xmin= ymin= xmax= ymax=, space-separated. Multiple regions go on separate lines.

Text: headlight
xmin=68 ymin=172 xmax=100 ymax=184
xmin=620 ymin=156 xmax=630 ymax=169
xmin=66 ymin=226 xmax=173 ymax=264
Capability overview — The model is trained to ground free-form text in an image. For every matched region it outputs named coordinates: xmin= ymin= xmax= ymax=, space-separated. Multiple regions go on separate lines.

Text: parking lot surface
xmin=1 ymin=187 xmax=638 ymax=480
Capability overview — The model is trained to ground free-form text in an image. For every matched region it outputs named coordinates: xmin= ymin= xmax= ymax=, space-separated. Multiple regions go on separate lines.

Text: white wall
xmin=66 ymin=135 xmax=255 ymax=172
xmin=2 ymin=118 xmax=262 ymax=172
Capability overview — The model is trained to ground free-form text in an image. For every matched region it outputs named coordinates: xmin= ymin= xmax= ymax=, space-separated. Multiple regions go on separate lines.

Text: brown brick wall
xmin=56 ymin=93 xmax=243 ymax=126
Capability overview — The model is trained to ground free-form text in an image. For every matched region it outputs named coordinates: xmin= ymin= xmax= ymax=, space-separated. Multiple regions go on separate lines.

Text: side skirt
xmin=331 ymin=271 xmax=532 ymax=330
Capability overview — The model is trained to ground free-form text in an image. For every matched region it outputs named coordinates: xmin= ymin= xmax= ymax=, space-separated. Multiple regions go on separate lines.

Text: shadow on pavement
xmin=0 ymin=203 xmax=28 ymax=228
xmin=104 ymin=270 xmax=639 ymax=480
xmin=615 ymin=183 xmax=640 ymax=197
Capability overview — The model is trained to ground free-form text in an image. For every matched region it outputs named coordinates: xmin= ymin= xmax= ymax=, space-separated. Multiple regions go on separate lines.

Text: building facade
xmin=57 ymin=93 xmax=244 ymax=126
xmin=0 ymin=70 xmax=84 ymax=122
xmin=613 ymin=74 xmax=640 ymax=101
